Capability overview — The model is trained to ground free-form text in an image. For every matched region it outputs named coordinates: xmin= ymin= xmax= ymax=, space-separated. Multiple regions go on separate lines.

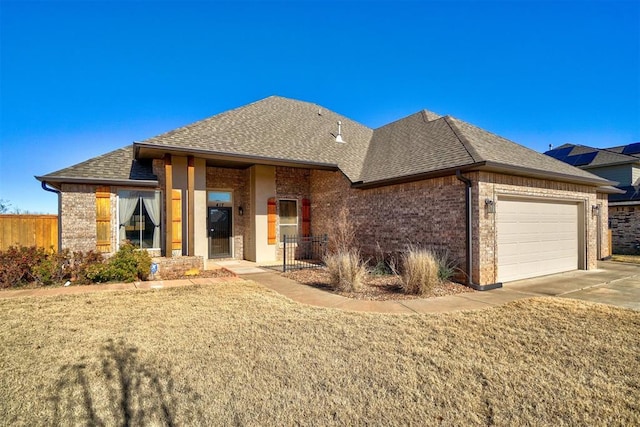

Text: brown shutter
xmin=301 ymin=198 xmax=311 ymax=236
xmin=171 ymin=189 xmax=182 ymax=252
xmin=267 ymin=197 xmax=276 ymax=245
xmin=96 ymin=186 xmax=111 ymax=252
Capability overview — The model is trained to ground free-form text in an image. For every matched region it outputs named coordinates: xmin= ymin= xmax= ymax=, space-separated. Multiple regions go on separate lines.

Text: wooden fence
xmin=0 ymin=215 xmax=59 ymax=251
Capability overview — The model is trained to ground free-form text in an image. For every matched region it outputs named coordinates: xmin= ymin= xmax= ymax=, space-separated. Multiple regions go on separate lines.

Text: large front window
xmin=279 ymin=199 xmax=298 ymax=242
xmin=118 ymin=190 xmax=161 ymax=249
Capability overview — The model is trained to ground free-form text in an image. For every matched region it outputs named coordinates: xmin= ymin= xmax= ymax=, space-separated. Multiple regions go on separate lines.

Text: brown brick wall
xmin=60 ymin=183 xmax=119 ymax=253
xmin=309 ymin=170 xmax=467 ymax=265
xmin=206 ymin=166 xmax=249 ymax=259
xmin=609 ymin=205 xmax=640 ymax=254
xmin=274 ymin=167 xmax=311 ymax=259
xmin=150 ymin=255 xmax=204 ymax=280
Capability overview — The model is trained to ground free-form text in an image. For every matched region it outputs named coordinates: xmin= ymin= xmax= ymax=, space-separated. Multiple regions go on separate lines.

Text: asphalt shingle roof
xmin=40 ymin=146 xmax=156 ymax=183
xmin=141 ymin=96 xmax=373 ymax=181
xmin=40 ymin=96 xmax=609 ymax=187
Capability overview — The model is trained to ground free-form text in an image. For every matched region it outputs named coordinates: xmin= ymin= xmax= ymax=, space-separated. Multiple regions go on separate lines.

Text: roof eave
xmin=582 ymin=160 xmax=640 ymax=169
xmin=351 ymin=163 xmax=486 ymax=189
xmin=35 ymin=176 xmax=159 ymax=188
xmin=597 ymin=185 xmax=626 ymax=195
xmin=133 ymin=142 xmax=340 ymax=171
xmin=479 ymin=161 xmax=614 ymax=187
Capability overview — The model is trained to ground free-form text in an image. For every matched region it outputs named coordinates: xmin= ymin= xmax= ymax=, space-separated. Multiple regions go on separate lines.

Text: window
xmin=118 ymin=190 xmax=161 ymax=249
xmin=279 ymin=200 xmax=298 ymax=242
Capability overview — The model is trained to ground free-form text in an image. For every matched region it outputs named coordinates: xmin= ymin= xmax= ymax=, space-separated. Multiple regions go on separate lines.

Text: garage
xmin=497 ymin=198 xmax=582 ymax=282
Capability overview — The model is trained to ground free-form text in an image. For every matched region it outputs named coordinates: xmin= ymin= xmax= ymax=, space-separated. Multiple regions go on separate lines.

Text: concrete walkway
xmin=1 ymin=260 xmax=638 ymax=313
xmin=225 ymin=260 xmax=640 ymax=313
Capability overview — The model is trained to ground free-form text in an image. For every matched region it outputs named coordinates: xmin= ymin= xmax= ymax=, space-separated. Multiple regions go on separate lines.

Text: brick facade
xmin=60 ymin=183 xmax=118 ymax=254
xmin=609 ymin=205 xmax=640 ymax=254
xmin=150 ymin=255 xmax=204 ymax=280
xmin=274 ymin=167 xmax=311 ymax=259
xmin=309 ymin=170 xmax=467 ymax=265
xmin=58 ymin=161 xmax=607 ymax=285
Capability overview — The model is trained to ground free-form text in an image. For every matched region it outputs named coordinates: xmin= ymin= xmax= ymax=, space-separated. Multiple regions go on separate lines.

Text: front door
xmin=208 ymin=207 xmax=232 ymax=258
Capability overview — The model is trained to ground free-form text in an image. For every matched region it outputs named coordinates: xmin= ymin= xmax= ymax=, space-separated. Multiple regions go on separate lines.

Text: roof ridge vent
xmin=335 ymin=121 xmax=345 ymax=143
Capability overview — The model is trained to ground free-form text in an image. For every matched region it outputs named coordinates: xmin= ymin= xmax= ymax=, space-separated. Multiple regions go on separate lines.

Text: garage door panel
xmin=497 ymin=199 xmax=580 ymax=282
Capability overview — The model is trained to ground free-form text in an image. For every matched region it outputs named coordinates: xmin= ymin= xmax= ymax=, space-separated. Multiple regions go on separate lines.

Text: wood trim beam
xmin=187 ymin=156 xmax=195 ymax=256
xmin=164 ymin=154 xmax=173 ymax=257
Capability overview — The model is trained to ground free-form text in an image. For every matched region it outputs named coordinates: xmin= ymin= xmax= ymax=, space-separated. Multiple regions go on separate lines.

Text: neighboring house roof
xmin=38 ymin=96 xmax=611 ymax=188
xmin=610 ymin=185 xmax=640 ymax=204
xmin=546 ymin=143 xmax=640 ymax=168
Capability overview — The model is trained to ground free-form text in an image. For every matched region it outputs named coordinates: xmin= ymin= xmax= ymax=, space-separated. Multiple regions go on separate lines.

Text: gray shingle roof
xmin=141 ymin=96 xmax=373 ymax=181
xmin=448 ymin=119 xmax=606 ymax=183
xmin=39 ymin=96 xmax=609 ymax=188
xmin=38 ymin=146 xmax=157 ymax=184
xmin=359 ymin=113 xmax=474 ymax=183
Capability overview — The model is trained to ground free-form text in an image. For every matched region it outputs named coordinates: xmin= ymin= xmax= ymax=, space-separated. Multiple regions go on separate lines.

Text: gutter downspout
xmin=41 ymin=181 xmax=62 ymax=252
xmin=456 ymin=170 xmax=502 ymax=291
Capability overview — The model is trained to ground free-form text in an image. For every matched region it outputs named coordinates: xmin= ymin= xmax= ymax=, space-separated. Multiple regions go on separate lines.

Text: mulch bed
xmin=282 ymin=268 xmax=474 ymax=301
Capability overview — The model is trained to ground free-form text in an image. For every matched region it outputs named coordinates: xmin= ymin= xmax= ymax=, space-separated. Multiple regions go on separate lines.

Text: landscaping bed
xmin=283 ymin=268 xmax=474 ymax=300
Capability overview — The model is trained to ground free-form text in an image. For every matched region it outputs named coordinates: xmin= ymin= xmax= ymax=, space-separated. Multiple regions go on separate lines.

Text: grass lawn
xmin=1 ymin=281 xmax=639 ymax=425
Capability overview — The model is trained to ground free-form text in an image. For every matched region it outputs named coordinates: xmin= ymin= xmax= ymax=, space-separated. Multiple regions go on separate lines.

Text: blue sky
xmin=1 ymin=0 xmax=638 ymax=214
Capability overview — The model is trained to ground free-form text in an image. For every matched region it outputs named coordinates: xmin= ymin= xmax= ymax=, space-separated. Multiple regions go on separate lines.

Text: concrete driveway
xmin=504 ymin=261 xmax=640 ymax=311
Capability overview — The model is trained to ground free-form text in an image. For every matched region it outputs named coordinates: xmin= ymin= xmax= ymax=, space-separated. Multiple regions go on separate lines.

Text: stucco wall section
xmin=609 ymin=204 xmax=640 ymax=254
xmin=310 ymin=170 xmax=467 ymax=266
xmin=476 ymin=172 xmax=600 ymax=285
xmin=206 ymin=166 xmax=249 ymax=260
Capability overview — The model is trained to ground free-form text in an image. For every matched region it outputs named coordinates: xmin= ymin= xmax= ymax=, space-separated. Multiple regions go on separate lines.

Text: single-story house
xmin=37 ymin=96 xmax=614 ymax=288
xmin=545 ymin=142 xmax=640 ymax=254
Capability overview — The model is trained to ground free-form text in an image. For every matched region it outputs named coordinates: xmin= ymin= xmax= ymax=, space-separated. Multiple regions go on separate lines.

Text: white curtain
xmin=118 ymin=191 xmax=140 ymax=243
xmin=142 ymin=191 xmax=161 ymax=249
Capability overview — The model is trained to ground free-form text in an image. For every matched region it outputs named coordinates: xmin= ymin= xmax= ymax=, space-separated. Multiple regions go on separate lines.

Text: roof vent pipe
xmin=335 ymin=121 xmax=344 ymax=143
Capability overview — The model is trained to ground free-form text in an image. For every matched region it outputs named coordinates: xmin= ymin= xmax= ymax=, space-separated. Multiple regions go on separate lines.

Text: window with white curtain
xmin=118 ymin=190 xmax=161 ymax=249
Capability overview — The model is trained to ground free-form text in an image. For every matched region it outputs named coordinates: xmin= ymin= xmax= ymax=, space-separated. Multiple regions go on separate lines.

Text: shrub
xmin=433 ymin=249 xmax=457 ymax=282
xmin=70 ymin=250 xmax=105 ymax=285
xmin=400 ymin=247 xmax=440 ymax=295
xmin=328 ymin=208 xmax=358 ymax=254
xmin=87 ymin=242 xmax=152 ymax=283
xmin=324 ymin=250 xmax=367 ymax=292
xmin=31 ymin=249 xmax=70 ymax=286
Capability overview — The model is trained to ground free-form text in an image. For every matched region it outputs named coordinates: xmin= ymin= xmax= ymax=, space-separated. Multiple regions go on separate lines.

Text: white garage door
xmin=497 ymin=198 xmax=580 ymax=283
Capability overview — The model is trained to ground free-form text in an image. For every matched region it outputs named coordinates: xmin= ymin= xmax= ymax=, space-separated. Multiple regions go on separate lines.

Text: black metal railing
xmin=280 ymin=234 xmax=328 ymax=272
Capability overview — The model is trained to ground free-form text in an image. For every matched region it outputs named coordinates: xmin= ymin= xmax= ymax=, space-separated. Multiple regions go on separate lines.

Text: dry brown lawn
xmin=1 ymin=280 xmax=639 ymax=426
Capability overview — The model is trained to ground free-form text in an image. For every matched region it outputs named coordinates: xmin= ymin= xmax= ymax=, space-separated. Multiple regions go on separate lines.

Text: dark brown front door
xmin=208 ymin=207 xmax=231 ymax=258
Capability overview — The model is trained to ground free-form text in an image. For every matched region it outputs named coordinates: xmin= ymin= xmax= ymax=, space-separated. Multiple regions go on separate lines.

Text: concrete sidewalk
xmin=237 ymin=260 xmax=640 ymax=313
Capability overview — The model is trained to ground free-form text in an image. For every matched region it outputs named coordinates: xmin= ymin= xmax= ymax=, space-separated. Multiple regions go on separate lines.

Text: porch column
xmin=164 ymin=154 xmax=173 ymax=257
xmin=187 ymin=156 xmax=195 ymax=256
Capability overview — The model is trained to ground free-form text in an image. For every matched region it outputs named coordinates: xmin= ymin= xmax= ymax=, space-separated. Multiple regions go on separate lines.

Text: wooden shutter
xmin=301 ymin=198 xmax=311 ymax=236
xmin=171 ymin=189 xmax=182 ymax=252
xmin=96 ymin=186 xmax=111 ymax=252
xmin=267 ymin=197 xmax=276 ymax=245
